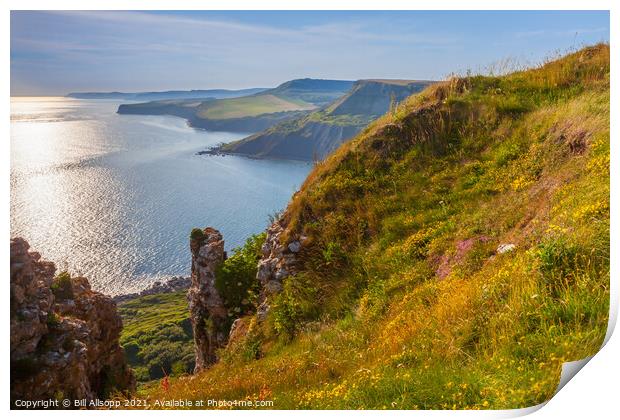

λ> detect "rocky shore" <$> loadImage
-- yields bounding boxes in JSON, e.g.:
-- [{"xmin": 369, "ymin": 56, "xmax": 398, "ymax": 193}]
[{"xmin": 113, "ymin": 276, "xmax": 191, "ymax": 304}]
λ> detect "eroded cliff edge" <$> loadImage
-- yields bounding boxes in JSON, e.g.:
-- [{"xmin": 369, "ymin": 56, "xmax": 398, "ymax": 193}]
[{"xmin": 10, "ymin": 238, "xmax": 135, "ymax": 406}]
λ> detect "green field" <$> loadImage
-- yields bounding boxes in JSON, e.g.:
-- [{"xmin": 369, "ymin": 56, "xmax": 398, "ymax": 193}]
[
  {"xmin": 118, "ymin": 291, "xmax": 194, "ymax": 382},
  {"xmin": 196, "ymin": 94, "xmax": 315, "ymax": 120}
]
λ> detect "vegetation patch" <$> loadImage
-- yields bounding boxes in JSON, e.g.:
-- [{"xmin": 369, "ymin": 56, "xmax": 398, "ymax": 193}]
[
  {"xmin": 118, "ymin": 291, "xmax": 194, "ymax": 382},
  {"xmin": 196, "ymin": 94, "xmax": 315, "ymax": 120},
  {"xmin": 215, "ymin": 233, "xmax": 266, "ymax": 317},
  {"xmin": 51, "ymin": 271, "xmax": 74, "ymax": 300}
]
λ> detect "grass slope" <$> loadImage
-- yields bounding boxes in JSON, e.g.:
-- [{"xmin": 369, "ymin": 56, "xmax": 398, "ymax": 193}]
[
  {"xmin": 196, "ymin": 94, "xmax": 315, "ymax": 120},
  {"xmin": 118, "ymin": 291, "xmax": 194, "ymax": 382},
  {"xmin": 137, "ymin": 45, "xmax": 609, "ymax": 409}
]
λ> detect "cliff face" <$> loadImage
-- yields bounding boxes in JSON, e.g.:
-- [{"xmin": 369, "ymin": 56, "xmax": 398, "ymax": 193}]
[
  {"xmin": 219, "ymin": 79, "xmax": 433, "ymax": 161},
  {"xmin": 10, "ymin": 238, "xmax": 135, "ymax": 405},
  {"xmin": 219, "ymin": 120, "xmax": 362, "ymax": 161},
  {"xmin": 187, "ymin": 228, "xmax": 228, "ymax": 371},
  {"xmin": 255, "ymin": 219, "xmax": 304, "ymax": 320},
  {"xmin": 326, "ymin": 80, "xmax": 432, "ymax": 116}
]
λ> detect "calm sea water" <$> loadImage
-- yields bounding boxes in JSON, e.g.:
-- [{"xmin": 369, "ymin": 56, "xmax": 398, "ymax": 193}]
[{"xmin": 10, "ymin": 97, "xmax": 311, "ymax": 295}]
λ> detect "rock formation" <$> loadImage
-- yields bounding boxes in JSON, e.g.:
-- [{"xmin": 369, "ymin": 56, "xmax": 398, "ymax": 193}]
[
  {"xmin": 10, "ymin": 238, "xmax": 134, "ymax": 406},
  {"xmin": 187, "ymin": 227, "xmax": 228, "ymax": 371},
  {"xmin": 255, "ymin": 218, "xmax": 304, "ymax": 320}
]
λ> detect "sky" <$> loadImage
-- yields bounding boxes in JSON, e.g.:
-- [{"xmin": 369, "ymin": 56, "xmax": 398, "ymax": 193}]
[{"xmin": 10, "ymin": 10, "xmax": 610, "ymax": 96}]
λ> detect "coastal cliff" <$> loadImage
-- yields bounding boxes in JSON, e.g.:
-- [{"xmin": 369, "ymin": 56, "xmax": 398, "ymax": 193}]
[
  {"xmin": 15, "ymin": 45, "xmax": 608, "ymax": 410},
  {"xmin": 10, "ymin": 238, "xmax": 135, "ymax": 406},
  {"xmin": 217, "ymin": 79, "xmax": 432, "ymax": 161},
  {"xmin": 117, "ymin": 78, "xmax": 354, "ymax": 134}
]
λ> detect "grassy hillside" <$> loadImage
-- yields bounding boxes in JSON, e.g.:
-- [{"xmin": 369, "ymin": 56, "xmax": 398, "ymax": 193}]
[
  {"xmin": 195, "ymin": 94, "xmax": 315, "ymax": 120},
  {"xmin": 118, "ymin": 291, "xmax": 194, "ymax": 382},
  {"xmin": 137, "ymin": 45, "xmax": 609, "ymax": 409}
]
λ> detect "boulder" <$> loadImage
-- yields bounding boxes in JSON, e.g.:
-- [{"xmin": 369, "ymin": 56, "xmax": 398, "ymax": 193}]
[{"xmin": 497, "ymin": 243, "xmax": 516, "ymax": 254}]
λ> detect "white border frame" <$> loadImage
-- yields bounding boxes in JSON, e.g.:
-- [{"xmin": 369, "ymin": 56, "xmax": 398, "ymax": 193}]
[{"xmin": 2, "ymin": 2, "xmax": 617, "ymax": 419}]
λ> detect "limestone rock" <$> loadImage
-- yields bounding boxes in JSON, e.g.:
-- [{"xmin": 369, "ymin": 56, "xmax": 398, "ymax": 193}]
[
  {"xmin": 254, "ymin": 217, "xmax": 302, "ymax": 318},
  {"xmin": 187, "ymin": 227, "xmax": 228, "ymax": 372},
  {"xmin": 288, "ymin": 241, "xmax": 301, "ymax": 253},
  {"xmin": 497, "ymin": 243, "xmax": 516, "ymax": 254},
  {"xmin": 10, "ymin": 238, "xmax": 135, "ymax": 406}
]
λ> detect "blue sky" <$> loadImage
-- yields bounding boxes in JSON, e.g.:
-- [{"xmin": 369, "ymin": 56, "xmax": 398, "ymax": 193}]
[{"xmin": 10, "ymin": 10, "xmax": 610, "ymax": 96}]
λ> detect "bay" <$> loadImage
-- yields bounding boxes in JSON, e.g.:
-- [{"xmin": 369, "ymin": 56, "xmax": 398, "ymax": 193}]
[{"xmin": 10, "ymin": 97, "xmax": 311, "ymax": 295}]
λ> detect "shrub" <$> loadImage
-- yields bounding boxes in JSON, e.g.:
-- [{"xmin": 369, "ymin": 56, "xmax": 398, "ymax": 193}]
[
  {"xmin": 320, "ymin": 241, "xmax": 348, "ymax": 270},
  {"xmin": 123, "ymin": 341, "xmax": 140, "ymax": 364},
  {"xmin": 215, "ymin": 233, "xmax": 266, "ymax": 315},
  {"xmin": 535, "ymin": 237, "xmax": 580, "ymax": 295},
  {"xmin": 46, "ymin": 312, "xmax": 60, "ymax": 328},
  {"xmin": 133, "ymin": 367, "xmax": 150, "ymax": 383},
  {"xmin": 271, "ymin": 274, "xmax": 319, "ymax": 339},
  {"xmin": 51, "ymin": 271, "xmax": 74, "ymax": 300},
  {"xmin": 190, "ymin": 228, "xmax": 205, "ymax": 241},
  {"xmin": 171, "ymin": 360, "xmax": 188, "ymax": 376}
]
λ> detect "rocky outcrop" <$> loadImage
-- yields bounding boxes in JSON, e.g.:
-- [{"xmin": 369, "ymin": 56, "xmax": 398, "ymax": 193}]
[
  {"xmin": 255, "ymin": 218, "xmax": 304, "ymax": 320},
  {"xmin": 10, "ymin": 238, "xmax": 134, "ymax": 406},
  {"xmin": 187, "ymin": 228, "xmax": 228, "ymax": 372},
  {"xmin": 113, "ymin": 276, "xmax": 191, "ymax": 304}
]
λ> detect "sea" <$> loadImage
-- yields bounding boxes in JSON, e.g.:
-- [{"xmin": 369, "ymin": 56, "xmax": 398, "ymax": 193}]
[{"xmin": 10, "ymin": 97, "xmax": 311, "ymax": 295}]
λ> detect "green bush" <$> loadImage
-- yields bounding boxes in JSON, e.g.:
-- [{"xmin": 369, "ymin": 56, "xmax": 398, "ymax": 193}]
[
  {"xmin": 535, "ymin": 238, "xmax": 580, "ymax": 295},
  {"xmin": 122, "ymin": 341, "xmax": 140, "ymax": 364},
  {"xmin": 46, "ymin": 312, "xmax": 60, "ymax": 328},
  {"xmin": 51, "ymin": 271, "xmax": 74, "ymax": 300},
  {"xmin": 190, "ymin": 228, "xmax": 205, "ymax": 241},
  {"xmin": 133, "ymin": 367, "xmax": 150, "ymax": 383},
  {"xmin": 271, "ymin": 274, "xmax": 319, "ymax": 339},
  {"xmin": 215, "ymin": 233, "xmax": 266, "ymax": 315}
]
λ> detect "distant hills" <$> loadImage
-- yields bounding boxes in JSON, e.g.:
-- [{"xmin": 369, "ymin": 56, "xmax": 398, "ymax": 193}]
[
  {"xmin": 264, "ymin": 78, "xmax": 354, "ymax": 107},
  {"xmin": 116, "ymin": 78, "xmax": 354, "ymax": 132},
  {"xmin": 66, "ymin": 88, "xmax": 268, "ymax": 101},
  {"xmin": 217, "ymin": 79, "xmax": 433, "ymax": 160}
]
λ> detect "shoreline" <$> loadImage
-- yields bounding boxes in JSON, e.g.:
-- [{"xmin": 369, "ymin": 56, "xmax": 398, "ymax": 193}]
[{"xmin": 113, "ymin": 276, "xmax": 191, "ymax": 304}]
